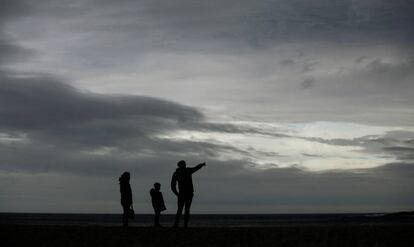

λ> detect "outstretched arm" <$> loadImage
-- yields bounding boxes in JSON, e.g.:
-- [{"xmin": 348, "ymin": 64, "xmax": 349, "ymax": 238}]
[
  {"xmin": 189, "ymin": 162, "xmax": 206, "ymax": 174},
  {"xmin": 171, "ymin": 173, "xmax": 179, "ymax": 196}
]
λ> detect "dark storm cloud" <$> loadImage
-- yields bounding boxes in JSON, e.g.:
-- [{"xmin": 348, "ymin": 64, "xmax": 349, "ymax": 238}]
[
  {"xmin": 0, "ymin": 73, "xmax": 222, "ymax": 175},
  {"xmin": 5, "ymin": 0, "xmax": 412, "ymax": 126},
  {"xmin": 2, "ymin": 70, "xmax": 413, "ymax": 176},
  {"xmin": 0, "ymin": 71, "xmax": 261, "ymax": 176},
  {"xmin": 0, "ymin": 70, "xmax": 287, "ymax": 162},
  {"xmin": 384, "ymin": 147, "xmax": 414, "ymax": 160},
  {"xmin": 380, "ymin": 131, "xmax": 414, "ymax": 160},
  {"xmin": 1, "ymin": 83, "xmax": 412, "ymax": 212},
  {"xmin": 1, "ymin": 0, "xmax": 413, "ymax": 213},
  {"xmin": 1, "ymin": 0, "xmax": 413, "ymax": 155},
  {"xmin": 0, "ymin": 7, "xmax": 218, "ymax": 176},
  {"xmin": 188, "ymin": 122, "xmax": 291, "ymax": 139},
  {"xmin": 0, "ymin": 74, "xmax": 202, "ymax": 130}
]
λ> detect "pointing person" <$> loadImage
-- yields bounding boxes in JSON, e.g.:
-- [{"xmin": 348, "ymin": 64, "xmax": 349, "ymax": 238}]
[{"xmin": 171, "ymin": 160, "xmax": 206, "ymax": 228}]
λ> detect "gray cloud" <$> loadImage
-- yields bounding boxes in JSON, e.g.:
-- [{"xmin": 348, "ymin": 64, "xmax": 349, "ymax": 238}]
[
  {"xmin": 1, "ymin": 0, "xmax": 413, "ymax": 213},
  {"xmin": 4, "ymin": 0, "xmax": 413, "ymax": 125},
  {"xmin": 0, "ymin": 0, "xmax": 32, "ymax": 65},
  {"xmin": 0, "ymin": 74, "xmax": 202, "ymax": 130},
  {"xmin": 0, "ymin": 69, "xmax": 270, "ymax": 177},
  {"xmin": 1, "ymin": 68, "xmax": 412, "ymax": 212},
  {"xmin": 303, "ymin": 130, "xmax": 414, "ymax": 164},
  {"xmin": 300, "ymin": 77, "xmax": 315, "ymax": 89},
  {"xmin": 199, "ymin": 161, "xmax": 414, "ymax": 209},
  {"xmin": 11, "ymin": 0, "xmax": 413, "ymax": 58},
  {"xmin": 0, "ymin": 0, "xmax": 28, "ymax": 22},
  {"xmin": 0, "ymin": 40, "xmax": 32, "ymax": 65},
  {"xmin": 355, "ymin": 56, "xmax": 367, "ymax": 63},
  {"xmin": 266, "ymin": 56, "xmax": 414, "ymax": 125},
  {"xmin": 0, "ymin": 73, "xmax": 214, "ymax": 174},
  {"xmin": 2, "ymin": 159, "xmax": 413, "ymax": 213}
]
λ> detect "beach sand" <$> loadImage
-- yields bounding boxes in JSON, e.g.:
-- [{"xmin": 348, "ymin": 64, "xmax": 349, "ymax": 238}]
[{"xmin": 2, "ymin": 224, "xmax": 414, "ymax": 247}]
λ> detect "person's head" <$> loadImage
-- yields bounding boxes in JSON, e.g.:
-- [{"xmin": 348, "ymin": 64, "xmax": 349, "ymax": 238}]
[
  {"xmin": 119, "ymin": 171, "xmax": 130, "ymax": 182},
  {"xmin": 177, "ymin": 160, "xmax": 186, "ymax": 168},
  {"xmin": 154, "ymin": 182, "xmax": 161, "ymax": 191}
]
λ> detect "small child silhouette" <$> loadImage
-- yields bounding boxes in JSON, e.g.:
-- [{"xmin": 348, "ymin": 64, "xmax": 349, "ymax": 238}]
[{"xmin": 150, "ymin": 182, "xmax": 166, "ymax": 227}]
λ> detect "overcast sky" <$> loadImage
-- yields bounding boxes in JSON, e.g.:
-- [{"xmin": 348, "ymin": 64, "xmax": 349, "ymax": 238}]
[{"xmin": 1, "ymin": 0, "xmax": 413, "ymax": 214}]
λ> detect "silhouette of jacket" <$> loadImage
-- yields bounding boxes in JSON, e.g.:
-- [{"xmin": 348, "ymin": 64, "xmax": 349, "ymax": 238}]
[
  {"xmin": 120, "ymin": 179, "xmax": 132, "ymax": 205},
  {"xmin": 150, "ymin": 189, "xmax": 166, "ymax": 212},
  {"xmin": 171, "ymin": 164, "xmax": 204, "ymax": 196}
]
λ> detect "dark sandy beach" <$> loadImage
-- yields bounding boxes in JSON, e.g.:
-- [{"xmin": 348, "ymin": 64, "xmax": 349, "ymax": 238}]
[{"xmin": 2, "ymin": 224, "xmax": 414, "ymax": 247}]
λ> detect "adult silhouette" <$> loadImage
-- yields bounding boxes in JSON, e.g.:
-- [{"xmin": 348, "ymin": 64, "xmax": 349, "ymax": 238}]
[
  {"xmin": 171, "ymin": 160, "xmax": 206, "ymax": 228},
  {"xmin": 119, "ymin": 171, "xmax": 133, "ymax": 228}
]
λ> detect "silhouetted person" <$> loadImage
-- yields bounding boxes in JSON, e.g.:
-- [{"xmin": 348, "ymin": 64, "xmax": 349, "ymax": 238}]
[
  {"xmin": 150, "ymin": 182, "xmax": 166, "ymax": 227},
  {"xmin": 119, "ymin": 171, "xmax": 133, "ymax": 228},
  {"xmin": 171, "ymin": 160, "xmax": 206, "ymax": 228}
]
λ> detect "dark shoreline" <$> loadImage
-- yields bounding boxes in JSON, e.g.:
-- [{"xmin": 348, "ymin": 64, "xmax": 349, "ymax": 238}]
[
  {"xmin": 2, "ymin": 212, "xmax": 413, "ymax": 227},
  {"xmin": 2, "ymin": 224, "xmax": 414, "ymax": 247}
]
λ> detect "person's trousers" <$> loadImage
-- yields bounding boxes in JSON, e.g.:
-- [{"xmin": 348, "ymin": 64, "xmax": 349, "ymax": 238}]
[
  {"xmin": 121, "ymin": 203, "xmax": 130, "ymax": 228},
  {"xmin": 174, "ymin": 193, "xmax": 193, "ymax": 227},
  {"xmin": 154, "ymin": 210, "xmax": 161, "ymax": 226}
]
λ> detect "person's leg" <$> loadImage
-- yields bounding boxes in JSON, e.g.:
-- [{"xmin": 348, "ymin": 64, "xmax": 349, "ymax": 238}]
[
  {"xmin": 122, "ymin": 203, "xmax": 128, "ymax": 228},
  {"xmin": 174, "ymin": 196, "xmax": 185, "ymax": 227},
  {"xmin": 154, "ymin": 210, "xmax": 160, "ymax": 227},
  {"xmin": 183, "ymin": 194, "xmax": 193, "ymax": 228}
]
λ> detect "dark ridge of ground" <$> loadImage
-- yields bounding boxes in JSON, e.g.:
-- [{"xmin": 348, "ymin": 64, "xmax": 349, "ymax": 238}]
[
  {"xmin": 385, "ymin": 211, "xmax": 414, "ymax": 217},
  {"xmin": 2, "ymin": 224, "xmax": 414, "ymax": 247}
]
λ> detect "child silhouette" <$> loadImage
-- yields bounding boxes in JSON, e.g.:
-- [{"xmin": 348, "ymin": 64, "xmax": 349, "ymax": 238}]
[{"xmin": 150, "ymin": 182, "xmax": 166, "ymax": 227}]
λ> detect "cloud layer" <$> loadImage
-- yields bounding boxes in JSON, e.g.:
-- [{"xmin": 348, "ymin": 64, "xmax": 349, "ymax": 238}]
[{"xmin": 0, "ymin": 0, "xmax": 413, "ymax": 213}]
